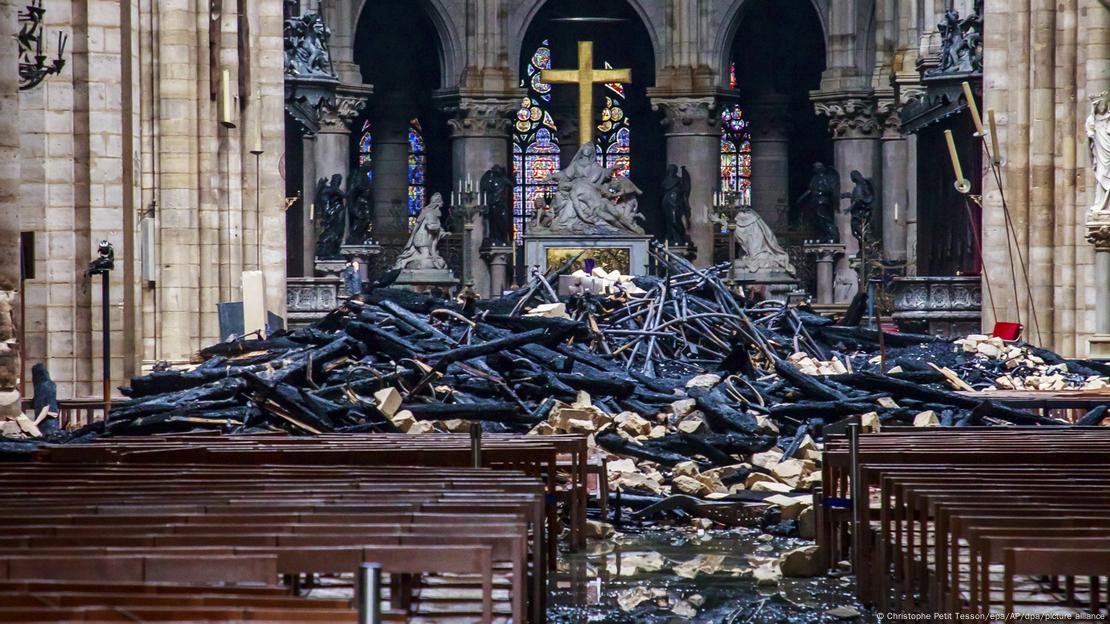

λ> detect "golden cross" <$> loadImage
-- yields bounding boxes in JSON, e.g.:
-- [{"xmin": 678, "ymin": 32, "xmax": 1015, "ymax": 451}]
[{"xmin": 541, "ymin": 41, "xmax": 632, "ymax": 146}]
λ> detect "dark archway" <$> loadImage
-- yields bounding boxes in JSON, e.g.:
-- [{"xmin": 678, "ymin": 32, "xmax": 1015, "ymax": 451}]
[
  {"xmin": 352, "ymin": 1, "xmax": 450, "ymax": 251},
  {"xmin": 726, "ymin": 0, "xmax": 830, "ymax": 279},
  {"xmin": 517, "ymin": 0, "xmax": 665, "ymax": 240}
]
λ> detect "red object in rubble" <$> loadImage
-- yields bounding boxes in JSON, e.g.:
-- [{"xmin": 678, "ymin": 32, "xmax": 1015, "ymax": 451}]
[{"xmin": 992, "ymin": 322, "xmax": 1023, "ymax": 341}]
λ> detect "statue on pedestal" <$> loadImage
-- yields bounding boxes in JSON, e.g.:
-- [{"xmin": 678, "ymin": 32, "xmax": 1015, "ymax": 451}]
[
  {"xmin": 314, "ymin": 174, "xmax": 345, "ymax": 258},
  {"xmin": 734, "ymin": 205, "xmax": 796, "ymax": 276},
  {"xmin": 798, "ymin": 162, "xmax": 841, "ymax": 243},
  {"xmin": 925, "ymin": 0, "xmax": 983, "ymax": 76},
  {"xmin": 661, "ymin": 165, "xmax": 692, "ymax": 246},
  {"xmin": 538, "ymin": 143, "xmax": 645, "ymax": 235},
  {"xmin": 1088, "ymin": 91, "xmax": 1110, "ymax": 214},
  {"xmin": 480, "ymin": 165, "xmax": 514, "ymax": 246},
  {"xmin": 842, "ymin": 170, "xmax": 876, "ymax": 247},
  {"xmin": 345, "ymin": 163, "xmax": 374, "ymax": 245},
  {"xmin": 394, "ymin": 193, "xmax": 447, "ymax": 271}
]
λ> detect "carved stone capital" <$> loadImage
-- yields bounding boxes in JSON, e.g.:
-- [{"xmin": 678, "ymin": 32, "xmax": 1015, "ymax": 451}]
[
  {"xmin": 875, "ymin": 99, "xmax": 905, "ymax": 139},
  {"xmin": 317, "ymin": 93, "xmax": 367, "ymax": 133},
  {"xmin": 812, "ymin": 93, "xmax": 881, "ymax": 139},
  {"xmin": 1087, "ymin": 218, "xmax": 1110, "ymax": 249},
  {"xmin": 443, "ymin": 98, "xmax": 517, "ymax": 138},
  {"xmin": 652, "ymin": 97, "xmax": 721, "ymax": 136}
]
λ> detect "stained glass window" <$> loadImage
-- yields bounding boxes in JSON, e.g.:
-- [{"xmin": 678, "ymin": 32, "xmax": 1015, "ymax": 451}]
[
  {"xmin": 407, "ymin": 119, "xmax": 426, "ymax": 230},
  {"xmin": 596, "ymin": 81, "xmax": 630, "ymax": 178},
  {"xmin": 720, "ymin": 104, "xmax": 752, "ymax": 206},
  {"xmin": 358, "ymin": 119, "xmax": 373, "ymax": 183},
  {"xmin": 512, "ymin": 40, "xmax": 560, "ymax": 244}
]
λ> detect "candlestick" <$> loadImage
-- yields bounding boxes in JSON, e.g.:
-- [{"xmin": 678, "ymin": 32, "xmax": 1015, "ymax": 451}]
[
  {"xmin": 961, "ymin": 81, "xmax": 984, "ymax": 136},
  {"xmin": 988, "ymin": 109, "xmax": 1002, "ymax": 167},
  {"xmin": 944, "ymin": 129, "xmax": 962, "ymax": 180}
]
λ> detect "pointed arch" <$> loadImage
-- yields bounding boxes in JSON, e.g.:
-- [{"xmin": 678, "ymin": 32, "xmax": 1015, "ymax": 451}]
[
  {"xmin": 713, "ymin": 0, "xmax": 829, "ymax": 89},
  {"xmin": 351, "ymin": 0, "xmax": 460, "ymax": 87}
]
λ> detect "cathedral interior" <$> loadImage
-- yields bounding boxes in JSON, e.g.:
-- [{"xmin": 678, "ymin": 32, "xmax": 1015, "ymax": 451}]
[{"xmin": 1, "ymin": 0, "xmax": 1109, "ymax": 621}]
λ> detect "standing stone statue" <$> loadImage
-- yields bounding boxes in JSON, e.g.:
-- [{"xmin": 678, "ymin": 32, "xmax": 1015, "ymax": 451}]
[
  {"xmin": 660, "ymin": 165, "xmax": 692, "ymax": 246},
  {"xmin": 842, "ymin": 170, "xmax": 876, "ymax": 247},
  {"xmin": 1088, "ymin": 91, "xmax": 1110, "ymax": 214},
  {"xmin": 345, "ymin": 163, "xmax": 374, "ymax": 245},
  {"xmin": 480, "ymin": 165, "xmax": 514, "ymax": 246},
  {"xmin": 798, "ymin": 162, "xmax": 841, "ymax": 243},
  {"xmin": 394, "ymin": 193, "xmax": 448, "ymax": 271},
  {"xmin": 314, "ymin": 174, "xmax": 346, "ymax": 258}
]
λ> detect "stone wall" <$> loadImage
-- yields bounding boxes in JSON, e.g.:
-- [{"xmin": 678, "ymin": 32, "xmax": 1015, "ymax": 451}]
[
  {"xmin": 0, "ymin": 0, "xmax": 21, "ymax": 417},
  {"xmin": 12, "ymin": 0, "xmax": 286, "ymax": 399},
  {"xmin": 982, "ymin": 0, "xmax": 1109, "ymax": 356}
]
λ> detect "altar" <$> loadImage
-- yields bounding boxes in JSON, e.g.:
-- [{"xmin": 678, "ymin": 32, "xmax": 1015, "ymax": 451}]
[{"xmin": 523, "ymin": 234, "xmax": 652, "ymax": 275}]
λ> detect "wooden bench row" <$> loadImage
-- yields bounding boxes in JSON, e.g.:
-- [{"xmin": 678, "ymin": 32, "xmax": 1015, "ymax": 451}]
[
  {"xmin": 37, "ymin": 431, "xmax": 591, "ymax": 551},
  {"xmin": 2, "ymin": 455, "xmax": 563, "ymax": 623},
  {"xmin": 819, "ymin": 427, "xmax": 1110, "ymax": 617},
  {"xmin": 8, "ymin": 433, "xmax": 590, "ymax": 621}
]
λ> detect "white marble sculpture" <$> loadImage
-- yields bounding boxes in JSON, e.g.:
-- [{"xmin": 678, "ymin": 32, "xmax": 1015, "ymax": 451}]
[
  {"xmin": 733, "ymin": 205, "xmax": 796, "ymax": 276},
  {"xmin": 1088, "ymin": 91, "xmax": 1110, "ymax": 214},
  {"xmin": 536, "ymin": 143, "xmax": 645, "ymax": 235},
  {"xmin": 394, "ymin": 192, "xmax": 447, "ymax": 270}
]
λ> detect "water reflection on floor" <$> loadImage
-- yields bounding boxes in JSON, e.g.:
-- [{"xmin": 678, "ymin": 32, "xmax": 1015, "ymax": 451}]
[{"xmin": 548, "ymin": 527, "xmax": 876, "ymax": 623}]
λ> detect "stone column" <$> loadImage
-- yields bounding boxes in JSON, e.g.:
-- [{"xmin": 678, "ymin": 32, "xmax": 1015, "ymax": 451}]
[
  {"xmin": 813, "ymin": 91, "xmax": 883, "ymax": 303},
  {"xmin": 444, "ymin": 97, "xmax": 516, "ymax": 297},
  {"xmin": 371, "ymin": 95, "xmax": 413, "ymax": 249},
  {"xmin": 877, "ymin": 99, "xmax": 909, "ymax": 264},
  {"xmin": 300, "ymin": 133, "xmax": 317, "ymax": 275},
  {"xmin": 1086, "ymin": 223, "xmax": 1110, "ymax": 358},
  {"xmin": 744, "ymin": 95, "xmax": 792, "ymax": 228},
  {"xmin": 0, "ymin": 0, "xmax": 20, "ymax": 420},
  {"xmin": 653, "ymin": 97, "xmax": 722, "ymax": 265},
  {"xmin": 314, "ymin": 93, "xmax": 367, "ymax": 193},
  {"xmin": 483, "ymin": 246, "xmax": 514, "ymax": 297}
]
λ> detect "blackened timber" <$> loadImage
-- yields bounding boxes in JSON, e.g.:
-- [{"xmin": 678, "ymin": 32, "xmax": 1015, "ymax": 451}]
[
  {"xmin": 429, "ymin": 329, "xmax": 550, "ymax": 368},
  {"xmin": 769, "ymin": 401, "xmax": 878, "ymax": 419},
  {"xmin": 402, "ymin": 401, "xmax": 521, "ymax": 423},
  {"xmin": 344, "ymin": 321, "xmax": 421, "ymax": 359},
  {"xmin": 831, "ymin": 372, "xmax": 1059, "ymax": 425},
  {"xmin": 772, "ymin": 356, "xmax": 850, "ymax": 402}
]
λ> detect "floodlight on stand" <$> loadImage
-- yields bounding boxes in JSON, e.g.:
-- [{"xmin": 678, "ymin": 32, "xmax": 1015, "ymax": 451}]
[{"xmin": 945, "ymin": 129, "xmax": 972, "ymax": 194}]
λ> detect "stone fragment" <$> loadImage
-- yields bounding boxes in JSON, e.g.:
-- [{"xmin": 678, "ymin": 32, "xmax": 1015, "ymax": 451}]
[
  {"xmin": 390, "ymin": 409, "xmax": 416, "ymax": 432},
  {"xmin": 913, "ymin": 410, "xmax": 940, "ymax": 427},
  {"xmin": 373, "ymin": 387, "xmax": 402, "ymax": 417},
  {"xmin": 586, "ymin": 519, "xmax": 614, "ymax": 539},
  {"xmin": 753, "ymin": 562, "xmax": 781, "ymax": 586},
  {"xmin": 826, "ymin": 606, "xmax": 862, "ymax": 619},
  {"xmin": 673, "ymin": 460, "xmax": 701, "ymax": 478},
  {"xmin": 764, "ymin": 494, "xmax": 811, "ymax": 520},
  {"xmin": 797, "ymin": 505, "xmax": 816, "ymax": 539},
  {"xmin": 677, "ymin": 415, "xmax": 705, "ymax": 434},
  {"xmin": 672, "ymin": 474, "xmax": 708, "ymax": 496},
  {"xmin": 526, "ymin": 302, "xmax": 569, "ymax": 318},
  {"xmin": 780, "ymin": 544, "xmax": 823, "ymax": 577},
  {"xmin": 685, "ymin": 373, "xmax": 721, "ymax": 389},
  {"xmin": 751, "ymin": 480, "xmax": 794, "ymax": 494}
]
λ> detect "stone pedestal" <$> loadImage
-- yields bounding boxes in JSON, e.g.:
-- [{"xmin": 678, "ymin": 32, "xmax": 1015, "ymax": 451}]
[
  {"xmin": 804, "ymin": 242, "xmax": 846, "ymax": 305},
  {"xmin": 733, "ymin": 268, "xmax": 799, "ymax": 303},
  {"xmin": 890, "ymin": 276, "xmax": 982, "ymax": 337},
  {"xmin": 314, "ymin": 243, "xmax": 382, "ymax": 280},
  {"xmin": 651, "ymin": 95, "xmax": 724, "ymax": 266},
  {"xmin": 482, "ymin": 245, "xmax": 514, "ymax": 298},
  {"xmin": 523, "ymin": 235, "xmax": 652, "ymax": 276},
  {"xmin": 393, "ymin": 269, "xmax": 459, "ymax": 294}
]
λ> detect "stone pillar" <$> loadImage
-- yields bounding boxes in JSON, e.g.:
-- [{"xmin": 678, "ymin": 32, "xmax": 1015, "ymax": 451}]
[
  {"xmin": 301, "ymin": 133, "xmax": 317, "ymax": 275},
  {"xmin": 371, "ymin": 95, "xmax": 413, "ymax": 249},
  {"xmin": 314, "ymin": 93, "xmax": 367, "ymax": 192},
  {"xmin": 1086, "ymin": 224, "xmax": 1110, "ymax": 358},
  {"xmin": 444, "ymin": 98, "xmax": 516, "ymax": 297},
  {"xmin": 653, "ymin": 97, "xmax": 722, "ymax": 265},
  {"xmin": 877, "ymin": 99, "xmax": 909, "ymax": 264},
  {"xmin": 745, "ymin": 95, "xmax": 792, "ymax": 228},
  {"xmin": 483, "ymin": 246, "xmax": 514, "ymax": 298},
  {"xmin": 813, "ymin": 92, "xmax": 883, "ymax": 303},
  {"xmin": 0, "ymin": 0, "xmax": 20, "ymax": 420}
]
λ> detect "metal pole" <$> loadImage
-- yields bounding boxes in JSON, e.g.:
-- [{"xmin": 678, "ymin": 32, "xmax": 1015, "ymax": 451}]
[
  {"xmin": 727, "ymin": 219, "xmax": 737, "ymax": 290},
  {"xmin": 356, "ymin": 563, "xmax": 382, "ymax": 624},
  {"xmin": 848, "ymin": 423, "xmax": 862, "ymax": 577},
  {"xmin": 469, "ymin": 421, "xmax": 482, "ymax": 468},
  {"xmin": 101, "ymin": 273, "xmax": 111, "ymax": 417}
]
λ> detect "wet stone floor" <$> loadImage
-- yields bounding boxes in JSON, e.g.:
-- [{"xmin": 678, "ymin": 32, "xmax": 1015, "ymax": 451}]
[{"xmin": 548, "ymin": 528, "xmax": 876, "ymax": 623}]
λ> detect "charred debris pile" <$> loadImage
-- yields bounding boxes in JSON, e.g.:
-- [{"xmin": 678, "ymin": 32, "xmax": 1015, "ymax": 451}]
[{"xmin": 30, "ymin": 247, "xmax": 1108, "ymax": 513}]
